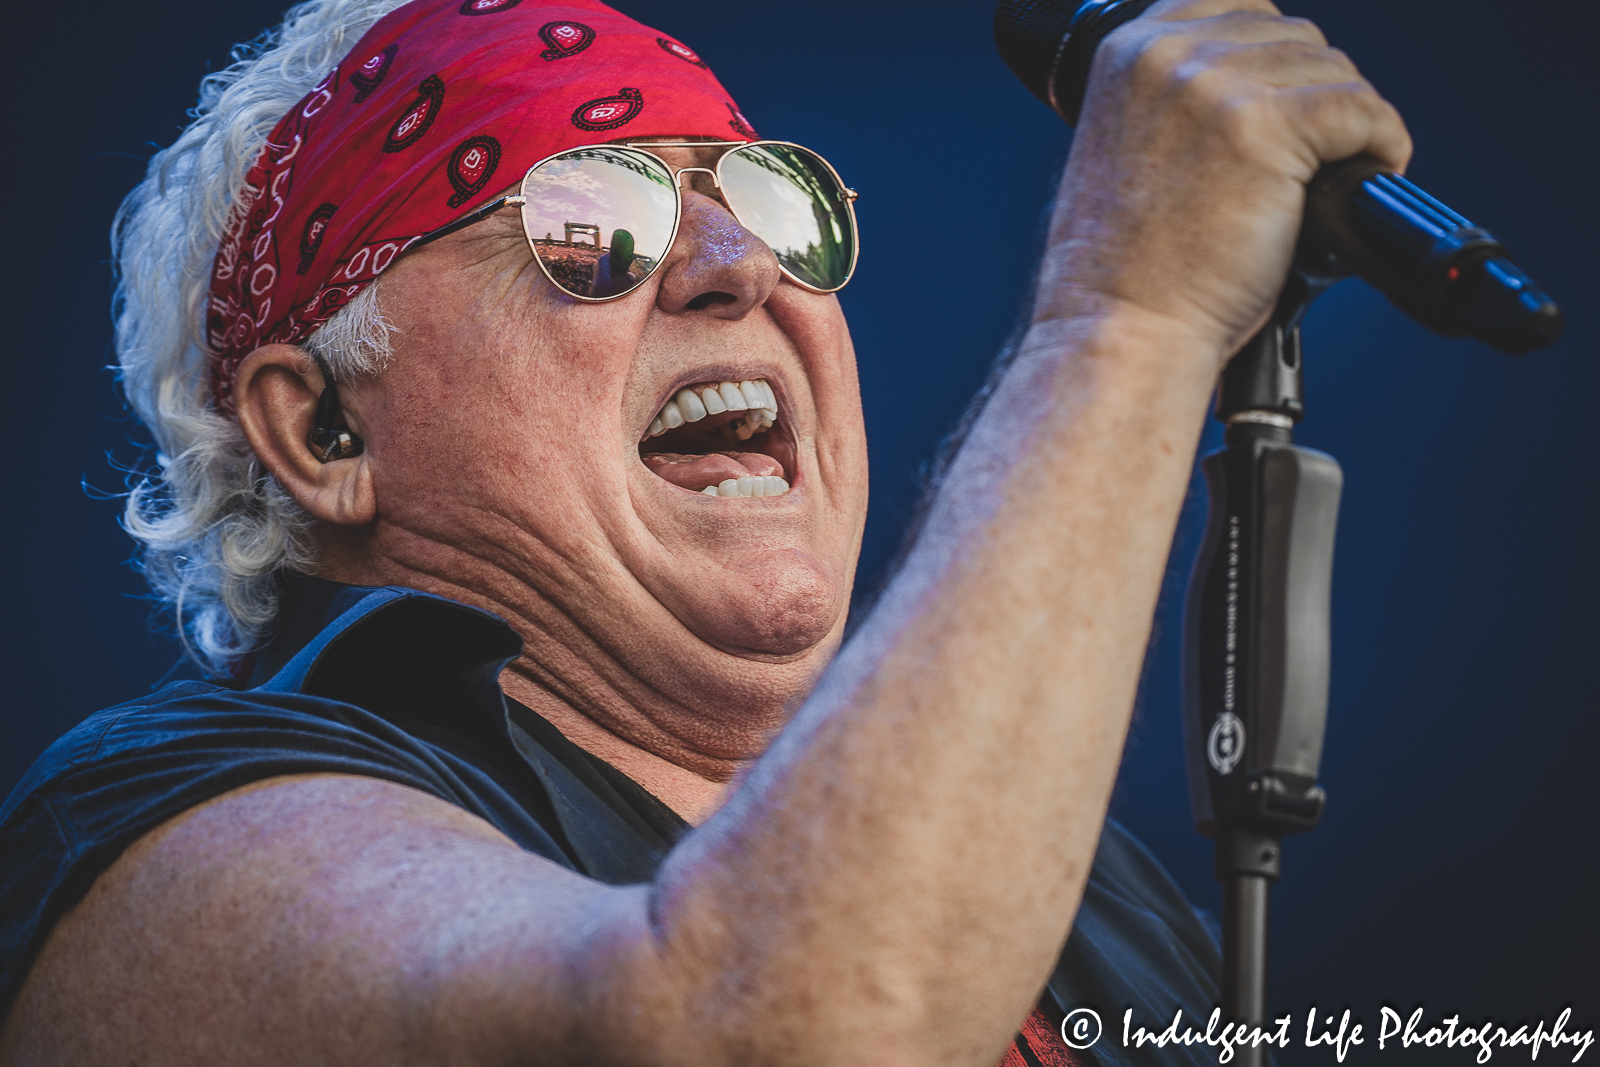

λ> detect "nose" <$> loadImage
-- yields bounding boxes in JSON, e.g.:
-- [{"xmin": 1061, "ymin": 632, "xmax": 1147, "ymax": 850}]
[{"xmin": 653, "ymin": 189, "xmax": 781, "ymax": 319}]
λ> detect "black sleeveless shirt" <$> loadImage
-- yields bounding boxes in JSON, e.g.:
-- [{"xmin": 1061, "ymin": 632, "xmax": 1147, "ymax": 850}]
[{"xmin": 0, "ymin": 578, "xmax": 1221, "ymax": 1065}]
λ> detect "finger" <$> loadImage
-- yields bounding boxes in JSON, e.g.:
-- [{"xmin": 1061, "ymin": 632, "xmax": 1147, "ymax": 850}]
[
  {"xmin": 1120, "ymin": 16, "xmax": 1341, "ymax": 97},
  {"xmin": 1153, "ymin": 9, "xmax": 1328, "ymax": 48},
  {"xmin": 1185, "ymin": 39, "xmax": 1361, "ymax": 88},
  {"xmin": 1147, "ymin": 0, "xmax": 1284, "ymax": 22},
  {"xmin": 1122, "ymin": 16, "xmax": 1328, "ymax": 91},
  {"xmin": 1275, "ymin": 81, "xmax": 1413, "ymax": 173}
]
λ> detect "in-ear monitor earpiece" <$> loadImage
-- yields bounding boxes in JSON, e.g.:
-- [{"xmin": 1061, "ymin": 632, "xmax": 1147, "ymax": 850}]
[{"xmin": 305, "ymin": 354, "xmax": 365, "ymax": 463}]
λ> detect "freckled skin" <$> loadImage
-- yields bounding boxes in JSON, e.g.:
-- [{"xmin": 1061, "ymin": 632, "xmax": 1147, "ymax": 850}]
[{"xmin": 693, "ymin": 205, "xmax": 762, "ymax": 275}]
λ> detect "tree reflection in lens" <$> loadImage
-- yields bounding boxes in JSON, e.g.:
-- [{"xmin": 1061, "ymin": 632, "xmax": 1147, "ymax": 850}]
[
  {"xmin": 720, "ymin": 144, "xmax": 855, "ymax": 292},
  {"xmin": 521, "ymin": 148, "xmax": 676, "ymax": 298}
]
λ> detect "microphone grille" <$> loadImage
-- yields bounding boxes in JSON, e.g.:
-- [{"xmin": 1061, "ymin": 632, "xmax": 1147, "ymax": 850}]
[
  {"xmin": 993, "ymin": 0, "xmax": 1082, "ymax": 110},
  {"xmin": 993, "ymin": 0, "xmax": 1159, "ymax": 124}
]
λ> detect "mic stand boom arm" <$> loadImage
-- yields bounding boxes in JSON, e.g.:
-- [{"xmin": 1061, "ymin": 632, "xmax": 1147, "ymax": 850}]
[{"xmin": 1182, "ymin": 270, "xmax": 1342, "ymax": 1067}]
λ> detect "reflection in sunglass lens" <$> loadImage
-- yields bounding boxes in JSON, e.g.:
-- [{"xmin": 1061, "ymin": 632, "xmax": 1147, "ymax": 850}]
[
  {"xmin": 520, "ymin": 148, "xmax": 677, "ymax": 299},
  {"xmin": 720, "ymin": 144, "xmax": 856, "ymax": 292}
]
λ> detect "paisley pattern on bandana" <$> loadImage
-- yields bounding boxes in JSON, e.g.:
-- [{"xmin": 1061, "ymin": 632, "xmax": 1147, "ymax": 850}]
[
  {"xmin": 570, "ymin": 87, "xmax": 643, "ymax": 131},
  {"xmin": 459, "ymin": 0, "xmax": 524, "ymax": 14},
  {"xmin": 656, "ymin": 37, "xmax": 707, "ymax": 67},
  {"xmin": 383, "ymin": 75, "xmax": 446, "ymax": 152},
  {"xmin": 446, "ymin": 135, "xmax": 502, "ymax": 207},
  {"xmin": 539, "ymin": 20, "xmax": 595, "ymax": 59},
  {"xmin": 350, "ymin": 44, "xmax": 398, "ymax": 102},
  {"xmin": 205, "ymin": 0, "xmax": 752, "ymax": 414},
  {"xmin": 297, "ymin": 203, "xmax": 339, "ymax": 274},
  {"xmin": 726, "ymin": 102, "xmax": 756, "ymax": 139}
]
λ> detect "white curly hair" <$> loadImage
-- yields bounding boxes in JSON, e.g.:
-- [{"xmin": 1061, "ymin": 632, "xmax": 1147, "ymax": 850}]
[{"xmin": 114, "ymin": 0, "xmax": 413, "ymax": 676}]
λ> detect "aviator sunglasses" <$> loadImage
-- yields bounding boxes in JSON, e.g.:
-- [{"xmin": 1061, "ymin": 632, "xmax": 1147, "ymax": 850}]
[{"xmin": 409, "ymin": 140, "xmax": 859, "ymax": 300}]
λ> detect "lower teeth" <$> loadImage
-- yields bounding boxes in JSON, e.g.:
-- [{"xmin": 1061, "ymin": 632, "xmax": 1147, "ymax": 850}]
[{"xmin": 702, "ymin": 476, "xmax": 790, "ymax": 498}]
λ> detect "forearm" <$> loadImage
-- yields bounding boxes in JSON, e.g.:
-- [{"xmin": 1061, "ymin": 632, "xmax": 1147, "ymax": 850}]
[
  {"xmin": 617, "ymin": 15, "xmax": 1417, "ymax": 1048},
  {"xmin": 618, "ymin": 304, "xmax": 1223, "ymax": 1066}
]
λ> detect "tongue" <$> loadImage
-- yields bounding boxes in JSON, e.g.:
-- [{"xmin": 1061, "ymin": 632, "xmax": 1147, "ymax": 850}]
[{"xmin": 643, "ymin": 450, "xmax": 784, "ymax": 491}]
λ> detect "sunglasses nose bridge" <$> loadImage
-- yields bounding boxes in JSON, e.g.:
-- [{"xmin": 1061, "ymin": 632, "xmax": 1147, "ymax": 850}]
[{"xmin": 672, "ymin": 166, "xmax": 722, "ymax": 191}]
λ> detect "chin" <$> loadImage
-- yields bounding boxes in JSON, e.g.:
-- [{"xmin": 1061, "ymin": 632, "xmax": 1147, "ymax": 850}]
[{"xmin": 691, "ymin": 547, "xmax": 847, "ymax": 659}]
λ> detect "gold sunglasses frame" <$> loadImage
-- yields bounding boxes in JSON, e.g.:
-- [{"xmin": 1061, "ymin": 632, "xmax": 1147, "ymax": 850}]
[{"xmin": 407, "ymin": 140, "xmax": 860, "ymax": 302}]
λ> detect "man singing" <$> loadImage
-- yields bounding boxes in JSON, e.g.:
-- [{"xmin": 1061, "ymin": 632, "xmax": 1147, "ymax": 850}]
[{"xmin": 0, "ymin": 0, "xmax": 1409, "ymax": 1062}]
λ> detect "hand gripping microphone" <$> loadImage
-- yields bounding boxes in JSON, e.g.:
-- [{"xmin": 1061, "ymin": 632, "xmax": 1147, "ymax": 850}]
[
  {"xmin": 993, "ymin": 0, "xmax": 1564, "ymax": 354},
  {"xmin": 995, "ymin": 1, "xmax": 1563, "ymax": 1049}
]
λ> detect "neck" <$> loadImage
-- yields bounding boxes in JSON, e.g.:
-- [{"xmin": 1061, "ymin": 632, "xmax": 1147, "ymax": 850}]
[
  {"xmin": 498, "ymin": 667, "xmax": 745, "ymax": 825},
  {"xmin": 315, "ymin": 534, "xmax": 821, "ymax": 825}
]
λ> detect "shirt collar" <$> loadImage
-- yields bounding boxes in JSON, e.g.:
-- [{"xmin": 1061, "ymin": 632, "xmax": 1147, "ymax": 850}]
[
  {"xmin": 247, "ymin": 577, "xmax": 686, "ymax": 881},
  {"xmin": 252, "ymin": 577, "xmax": 523, "ymax": 722}
]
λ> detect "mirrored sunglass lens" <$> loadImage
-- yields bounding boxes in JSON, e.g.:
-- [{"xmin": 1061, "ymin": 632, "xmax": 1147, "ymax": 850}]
[
  {"xmin": 721, "ymin": 144, "xmax": 855, "ymax": 292},
  {"xmin": 521, "ymin": 148, "xmax": 677, "ymax": 299}
]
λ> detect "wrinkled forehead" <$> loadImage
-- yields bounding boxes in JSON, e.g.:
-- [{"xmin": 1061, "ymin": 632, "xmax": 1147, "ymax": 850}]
[{"xmin": 206, "ymin": 0, "xmax": 758, "ymax": 414}]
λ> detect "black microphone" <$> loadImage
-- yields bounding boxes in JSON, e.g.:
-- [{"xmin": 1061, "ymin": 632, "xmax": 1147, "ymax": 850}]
[{"xmin": 993, "ymin": 0, "xmax": 1563, "ymax": 354}]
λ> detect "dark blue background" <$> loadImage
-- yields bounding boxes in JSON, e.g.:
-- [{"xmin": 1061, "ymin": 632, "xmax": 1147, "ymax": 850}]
[{"xmin": 5, "ymin": 0, "xmax": 1596, "ymax": 1055}]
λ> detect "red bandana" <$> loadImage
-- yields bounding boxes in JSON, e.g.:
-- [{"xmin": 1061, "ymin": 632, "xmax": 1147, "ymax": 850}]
[{"xmin": 206, "ymin": 0, "xmax": 757, "ymax": 414}]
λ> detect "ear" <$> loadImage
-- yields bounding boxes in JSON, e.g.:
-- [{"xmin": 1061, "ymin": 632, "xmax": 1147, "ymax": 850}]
[{"xmin": 233, "ymin": 344, "xmax": 377, "ymax": 526}]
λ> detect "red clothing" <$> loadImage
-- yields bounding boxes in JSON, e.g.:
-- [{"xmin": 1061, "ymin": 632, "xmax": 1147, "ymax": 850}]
[
  {"xmin": 998, "ymin": 1007, "xmax": 1086, "ymax": 1067},
  {"xmin": 205, "ymin": 0, "xmax": 749, "ymax": 413}
]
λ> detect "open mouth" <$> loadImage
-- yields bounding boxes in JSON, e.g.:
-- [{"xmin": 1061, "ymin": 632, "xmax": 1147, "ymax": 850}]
[{"xmin": 639, "ymin": 378, "xmax": 793, "ymax": 498}]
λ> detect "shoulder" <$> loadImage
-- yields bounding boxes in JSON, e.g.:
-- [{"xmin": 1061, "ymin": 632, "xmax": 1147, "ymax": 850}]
[
  {"xmin": 0, "ymin": 771, "xmax": 614, "ymax": 1067},
  {"xmin": 0, "ymin": 679, "xmax": 537, "ymax": 1015},
  {"xmin": 3, "ymin": 682, "xmax": 224, "ymax": 817},
  {"xmin": 4, "ymin": 678, "xmax": 468, "ymax": 836}
]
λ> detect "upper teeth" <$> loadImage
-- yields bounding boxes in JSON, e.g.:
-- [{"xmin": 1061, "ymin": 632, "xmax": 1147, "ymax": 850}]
[{"xmin": 645, "ymin": 379, "xmax": 778, "ymax": 442}]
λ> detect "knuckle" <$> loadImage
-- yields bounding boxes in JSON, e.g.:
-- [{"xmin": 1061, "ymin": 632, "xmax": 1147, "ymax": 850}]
[
  {"xmin": 1194, "ymin": 0, "xmax": 1284, "ymax": 16},
  {"xmin": 1259, "ymin": 39, "xmax": 1330, "ymax": 67},
  {"xmin": 1347, "ymin": 79, "xmax": 1390, "ymax": 115},
  {"xmin": 1279, "ymin": 15, "xmax": 1328, "ymax": 45},
  {"xmin": 1324, "ymin": 46, "xmax": 1357, "ymax": 72},
  {"xmin": 1146, "ymin": 0, "xmax": 1230, "ymax": 19},
  {"xmin": 1095, "ymin": 22, "xmax": 1157, "ymax": 80},
  {"xmin": 1190, "ymin": 62, "xmax": 1241, "ymax": 108},
  {"xmin": 1208, "ymin": 9, "xmax": 1275, "ymax": 32},
  {"xmin": 1289, "ymin": 39, "xmax": 1359, "ymax": 78},
  {"xmin": 1293, "ymin": 83, "xmax": 1412, "ymax": 165},
  {"xmin": 1376, "ymin": 99, "xmax": 1414, "ymax": 148},
  {"xmin": 1215, "ymin": 93, "xmax": 1273, "ymax": 149},
  {"xmin": 1110, "ymin": 28, "xmax": 1194, "ymax": 93},
  {"xmin": 1133, "ymin": 30, "xmax": 1195, "ymax": 78},
  {"xmin": 1167, "ymin": 52, "xmax": 1265, "ymax": 131}
]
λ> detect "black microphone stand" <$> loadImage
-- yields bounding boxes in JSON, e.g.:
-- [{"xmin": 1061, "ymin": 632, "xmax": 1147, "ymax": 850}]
[
  {"xmin": 1182, "ymin": 268, "xmax": 1343, "ymax": 1067},
  {"xmin": 992, "ymin": 2, "xmax": 1563, "ymax": 1048}
]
